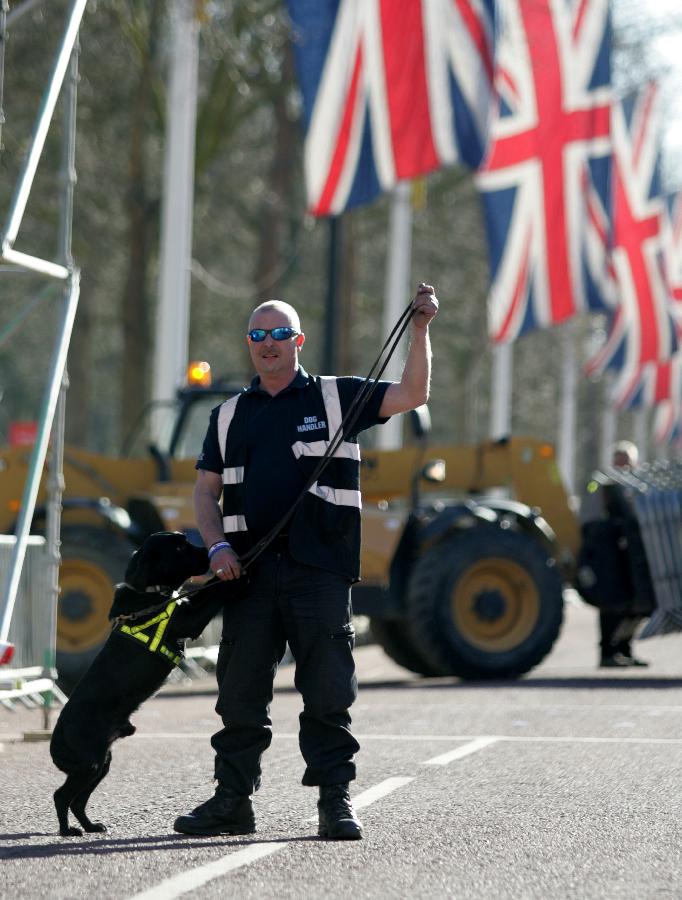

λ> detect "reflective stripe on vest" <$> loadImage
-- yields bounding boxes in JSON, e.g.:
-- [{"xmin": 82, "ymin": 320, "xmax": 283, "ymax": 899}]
[
  {"xmin": 217, "ymin": 395, "xmax": 248, "ymax": 533},
  {"xmin": 304, "ymin": 376, "xmax": 361, "ymax": 509},
  {"xmin": 308, "ymin": 483, "xmax": 361, "ymax": 507},
  {"xmin": 291, "ymin": 439, "xmax": 358, "ymax": 461},
  {"xmin": 223, "ymin": 466, "xmax": 244, "ymax": 485},
  {"xmin": 117, "ymin": 600, "xmax": 182, "ymax": 666},
  {"xmin": 223, "ymin": 514, "xmax": 247, "ymax": 532},
  {"xmin": 218, "ymin": 395, "xmax": 241, "ymax": 468}
]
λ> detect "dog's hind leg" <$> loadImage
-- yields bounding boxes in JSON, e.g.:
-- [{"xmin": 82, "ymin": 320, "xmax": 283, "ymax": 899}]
[
  {"xmin": 55, "ymin": 768, "xmax": 97, "ymax": 836},
  {"xmin": 70, "ymin": 751, "xmax": 112, "ymax": 834}
]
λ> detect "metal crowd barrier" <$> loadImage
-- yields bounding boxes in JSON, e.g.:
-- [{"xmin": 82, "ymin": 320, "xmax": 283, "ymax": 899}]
[
  {"xmin": 166, "ymin": 614, "xmax": 223, "ymax": 685},
  {"xmin": 608, "ymin": 462, "xmax": 682, "ymax": 639},
  {"xmin": 0, "ymin": 535, "xmax": 67, "ymax": 711}
]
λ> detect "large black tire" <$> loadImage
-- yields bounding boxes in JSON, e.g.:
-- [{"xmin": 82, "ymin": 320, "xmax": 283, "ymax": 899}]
[
  {"xmin": 369, "ymin": 618, "xmax": 442, "ymax": 676},
  {"xmin": 405, "ymin": 527, "xmax": 564, "ymax": 679},
  {"xmin": 57, "ymin": 525, "xmax": 136, "ymax": 691}
]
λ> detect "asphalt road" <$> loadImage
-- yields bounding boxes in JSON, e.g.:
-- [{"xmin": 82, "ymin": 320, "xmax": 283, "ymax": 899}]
[{"xmin": 2, "ymin": 595, "xmax": 682, "ymax": 900}]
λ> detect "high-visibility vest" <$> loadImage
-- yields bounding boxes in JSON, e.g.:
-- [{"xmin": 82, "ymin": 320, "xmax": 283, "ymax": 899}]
[{"xmin": 217, "ymin": 375, "xmax": 362, "ymax": 578}]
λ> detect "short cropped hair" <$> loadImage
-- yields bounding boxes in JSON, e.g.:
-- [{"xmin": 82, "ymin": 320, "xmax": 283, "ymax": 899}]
[{"xmin": 249, "ymin": 300, "xmax": 301, "ymax": 333}]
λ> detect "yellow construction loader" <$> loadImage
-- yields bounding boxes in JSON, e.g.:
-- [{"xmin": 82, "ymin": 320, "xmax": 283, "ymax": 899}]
[{"xmin": 0, "ymin": 365, "xmax": 580, "ymax": 687}]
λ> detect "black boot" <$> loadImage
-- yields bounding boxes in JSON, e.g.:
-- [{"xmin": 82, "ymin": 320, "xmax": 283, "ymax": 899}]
[
  {"xmin": 318, "ymin": 783, "xmax": 363, "ymax": 840},
  {"xmin": 173, "ymin": 784, "xmax": 256, "ymax": 836}
]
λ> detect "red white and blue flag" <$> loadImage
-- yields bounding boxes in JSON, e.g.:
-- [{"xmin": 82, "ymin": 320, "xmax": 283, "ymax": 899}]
[
  {"xmin": 653, "ymin": 352, "xmax": 682, "ymax": 444},
  {"xmin": 286, "ymin": 0, "xmax": 496, "ymax": 216},
  {"xmin": 586, "ymin": 84, "xmax": 678, "ymax": 409},
  {"xmin": 650, "ymin": 194, "xmax": 682, "ymax": 441},
  {"xmin": 654, "ymin": 390, "xmax": 682, "ymax": 446},
  {"xmin": 476, "ymin": 0, "xmax": 613, "ymax": 343}
]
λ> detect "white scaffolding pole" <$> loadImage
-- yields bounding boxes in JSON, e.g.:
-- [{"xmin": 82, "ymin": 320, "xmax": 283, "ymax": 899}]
[
  {"xmin": 558, "ymin": 322, "xmax": 577, "ymax": 495},
  {"xmin": 489, "ymin": 342, "xmax": 513, "ymax": 440},
  {"xmin": 152, "ymin": 0, "xmax": 199, "ymax": 425},
  {"xmin": 376, "ymin": 181, "xmax": 413, "ymax": 451}
]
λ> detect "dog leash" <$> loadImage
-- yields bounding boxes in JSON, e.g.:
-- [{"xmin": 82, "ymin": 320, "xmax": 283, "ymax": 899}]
[{"xmin": 109, "ymin": 583, "xmax": 177, "ymax": 627}]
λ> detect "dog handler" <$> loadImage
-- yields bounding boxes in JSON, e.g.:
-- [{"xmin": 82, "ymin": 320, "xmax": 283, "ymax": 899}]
[{"xmin": 174, "ymin": 284, "xmax": 438, "ymax": 839}]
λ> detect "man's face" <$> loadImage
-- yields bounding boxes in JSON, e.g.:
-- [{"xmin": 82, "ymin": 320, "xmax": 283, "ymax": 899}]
[{"xmin": 247, "ymin": 308, "xmax": 304, "ymax": 379}]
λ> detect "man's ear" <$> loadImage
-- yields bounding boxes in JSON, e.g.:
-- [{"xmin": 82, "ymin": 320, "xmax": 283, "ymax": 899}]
[{"xmin": 295, "ymin": 333, "xmax": 305, "ymax": 349}]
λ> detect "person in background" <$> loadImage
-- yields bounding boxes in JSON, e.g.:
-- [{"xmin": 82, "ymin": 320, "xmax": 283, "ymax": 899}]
[{"xmin": 579, "ymin": 440, "xmax": 650, "ymax": 668}]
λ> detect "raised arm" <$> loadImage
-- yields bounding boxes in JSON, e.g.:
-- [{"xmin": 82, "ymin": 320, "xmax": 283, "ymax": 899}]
[{"xmin": 379, "ymin": 283, "xmax": 438, "ymax": 417}]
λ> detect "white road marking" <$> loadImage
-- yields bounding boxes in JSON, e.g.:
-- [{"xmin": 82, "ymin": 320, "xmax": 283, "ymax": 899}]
[
  {"xmin": 344, "ymin": 776, "xmax": 415, "ymax": 812},
  {"xmin": 502, "ymin": 735, "xmax": 682, "ymax": 745},
  {"xmin": 130, "ymin": 779, "xmax": 414, "ymax": 897},
  {"xmin": 130, "ymin": 731, "xmax": 682, "ymax": 746},
  {"xmin": 129, "ymin": 843, "xmax": 283, "ymax": 900},
  {"xmin": 69, "ymin": 727, "xmax": 682, "ymax": 900},
  {"xmin": 368, "ymin": 703, "xmax": 682, "ymax": 712},
  {"xmin": 422, "ymin": 735, "xmax": 500, "ymax": 766}
]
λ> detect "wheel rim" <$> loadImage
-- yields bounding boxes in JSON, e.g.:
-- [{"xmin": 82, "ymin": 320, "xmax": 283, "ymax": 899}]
[
  {"xmin": 58, "ymin": 560, "xmax": 114, "ymax": 653},
  {"xmin": 450, "ymin": 556, "xmax": 540, "ymax": 652}
]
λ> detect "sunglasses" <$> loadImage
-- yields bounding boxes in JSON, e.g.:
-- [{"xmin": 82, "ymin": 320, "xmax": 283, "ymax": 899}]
[{"xmin": 247, "ymin": 327, "xmax": 299, "ymax": 343}]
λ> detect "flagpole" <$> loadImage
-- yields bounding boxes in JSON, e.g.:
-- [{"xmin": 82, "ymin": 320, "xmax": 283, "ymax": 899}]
[
  {"xmin": 151, "ymin": 0, "xmax": 199, "ymax": 438},
  {"xmin": 600, "ymin": 373, "xmax": 617, "ymax": 468},
  {"xmin": 376, "ymin": 180, "xmax": 413, "ymax": 450},
  {"xmin": 557, "ymin": 321, "xmax": 577, "ymax": 495},
  {"xmin": 489, "ymin": 342, "xmax": 513, "ymax": 440}
]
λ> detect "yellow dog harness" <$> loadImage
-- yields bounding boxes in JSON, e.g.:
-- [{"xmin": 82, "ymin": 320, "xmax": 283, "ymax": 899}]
[{"xmin": 115, "ymin": 600, "xmax": 183, "ymax": 666}]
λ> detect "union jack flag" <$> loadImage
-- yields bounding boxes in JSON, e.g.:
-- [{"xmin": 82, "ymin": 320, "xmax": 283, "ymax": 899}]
[
  {"xmin": 286, "ymin": 0, "xmax": 496, "ymax": 216},
  {"xmin": 652, "ymin": 195, "xmax": 682, "ymax": 441},
  {"xmin": 654, "ymin": 394, "xmax": 682, "ymax": 445},
  {"xmin": 653, "ymin": 354, "xmax": 682, "ymax": 444},
  {"xmin": 586, "ymin": 85, "xmax": 678, "ymax": 409},
  {"xmin": 476, "ymin": 0, "xmax": 613, "ymax": 343}
]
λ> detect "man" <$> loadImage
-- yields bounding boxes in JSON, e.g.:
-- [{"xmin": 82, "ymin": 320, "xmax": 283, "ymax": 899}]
[
  {"xmin": 174, "ymin": 283, "xmax": 438, "ymax": 840},
  {"xmin": 579, "ymin": 441, "xmax": 650, "ymax": 668}
]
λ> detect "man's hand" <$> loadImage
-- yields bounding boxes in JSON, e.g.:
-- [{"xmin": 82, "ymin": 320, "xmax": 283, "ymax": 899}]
[
  {"xmin": 211, "ymin": 546, "xmax": 242, "ymax": 580},
  {"xmin": 411, "ymin": 283, "xmax": 438, "ymax": 329}
]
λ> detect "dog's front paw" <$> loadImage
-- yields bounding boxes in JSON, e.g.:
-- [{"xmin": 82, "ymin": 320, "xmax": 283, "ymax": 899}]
[
  {"xmin": 60, "ymin": 826, "xmax": 83, "ymax": 837},
  {"xmin": 84, "ymin": 822, "xmax": 107, "ymax": 833}
]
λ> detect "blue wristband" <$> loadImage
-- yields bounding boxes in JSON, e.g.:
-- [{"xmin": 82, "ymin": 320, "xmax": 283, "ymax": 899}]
[{"xmin": 208, "ymin": 541, "xmax": 231, "ymax": 559}]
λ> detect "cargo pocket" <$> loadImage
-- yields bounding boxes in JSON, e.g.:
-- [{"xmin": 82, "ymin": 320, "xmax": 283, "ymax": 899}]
[
  {"xmin": 329, "ymin": 622, "xmax": 355, "ymax": 648},
  {"xmin": 324, "ymin": 622, "xmax": 357, "ymax": 711}
]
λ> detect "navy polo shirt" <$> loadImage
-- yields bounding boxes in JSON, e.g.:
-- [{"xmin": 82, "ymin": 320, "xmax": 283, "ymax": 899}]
[{"xmin": 196, "ymin": 366, "xmax": 390, "ymax": 541}]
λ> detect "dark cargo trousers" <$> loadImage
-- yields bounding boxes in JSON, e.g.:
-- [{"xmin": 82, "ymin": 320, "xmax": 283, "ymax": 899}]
[{"xmin": 211, "ymin": 545, "xmax": 359, "ymax": 795}]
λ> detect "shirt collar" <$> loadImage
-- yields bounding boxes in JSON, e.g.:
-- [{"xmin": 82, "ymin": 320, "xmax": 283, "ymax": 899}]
[{"xmin": 245, "ymin": 366, "xmax": 311, "ymax": 395}]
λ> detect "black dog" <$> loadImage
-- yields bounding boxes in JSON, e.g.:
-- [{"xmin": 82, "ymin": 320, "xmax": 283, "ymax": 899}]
[{"xmin": 50, "ymin": 531, "xmax": 226, "ymax": 837}]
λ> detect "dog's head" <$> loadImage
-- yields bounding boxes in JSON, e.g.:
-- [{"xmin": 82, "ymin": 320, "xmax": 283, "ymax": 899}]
[{"xmin": 124, "ymin": 532, "xmax": 209, "ymax": 592}]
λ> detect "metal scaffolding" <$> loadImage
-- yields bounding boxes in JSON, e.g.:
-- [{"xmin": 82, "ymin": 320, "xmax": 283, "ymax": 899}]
[{"xmin": 0, "ymin": 0, "xmax": 87, "ymax": 720}]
